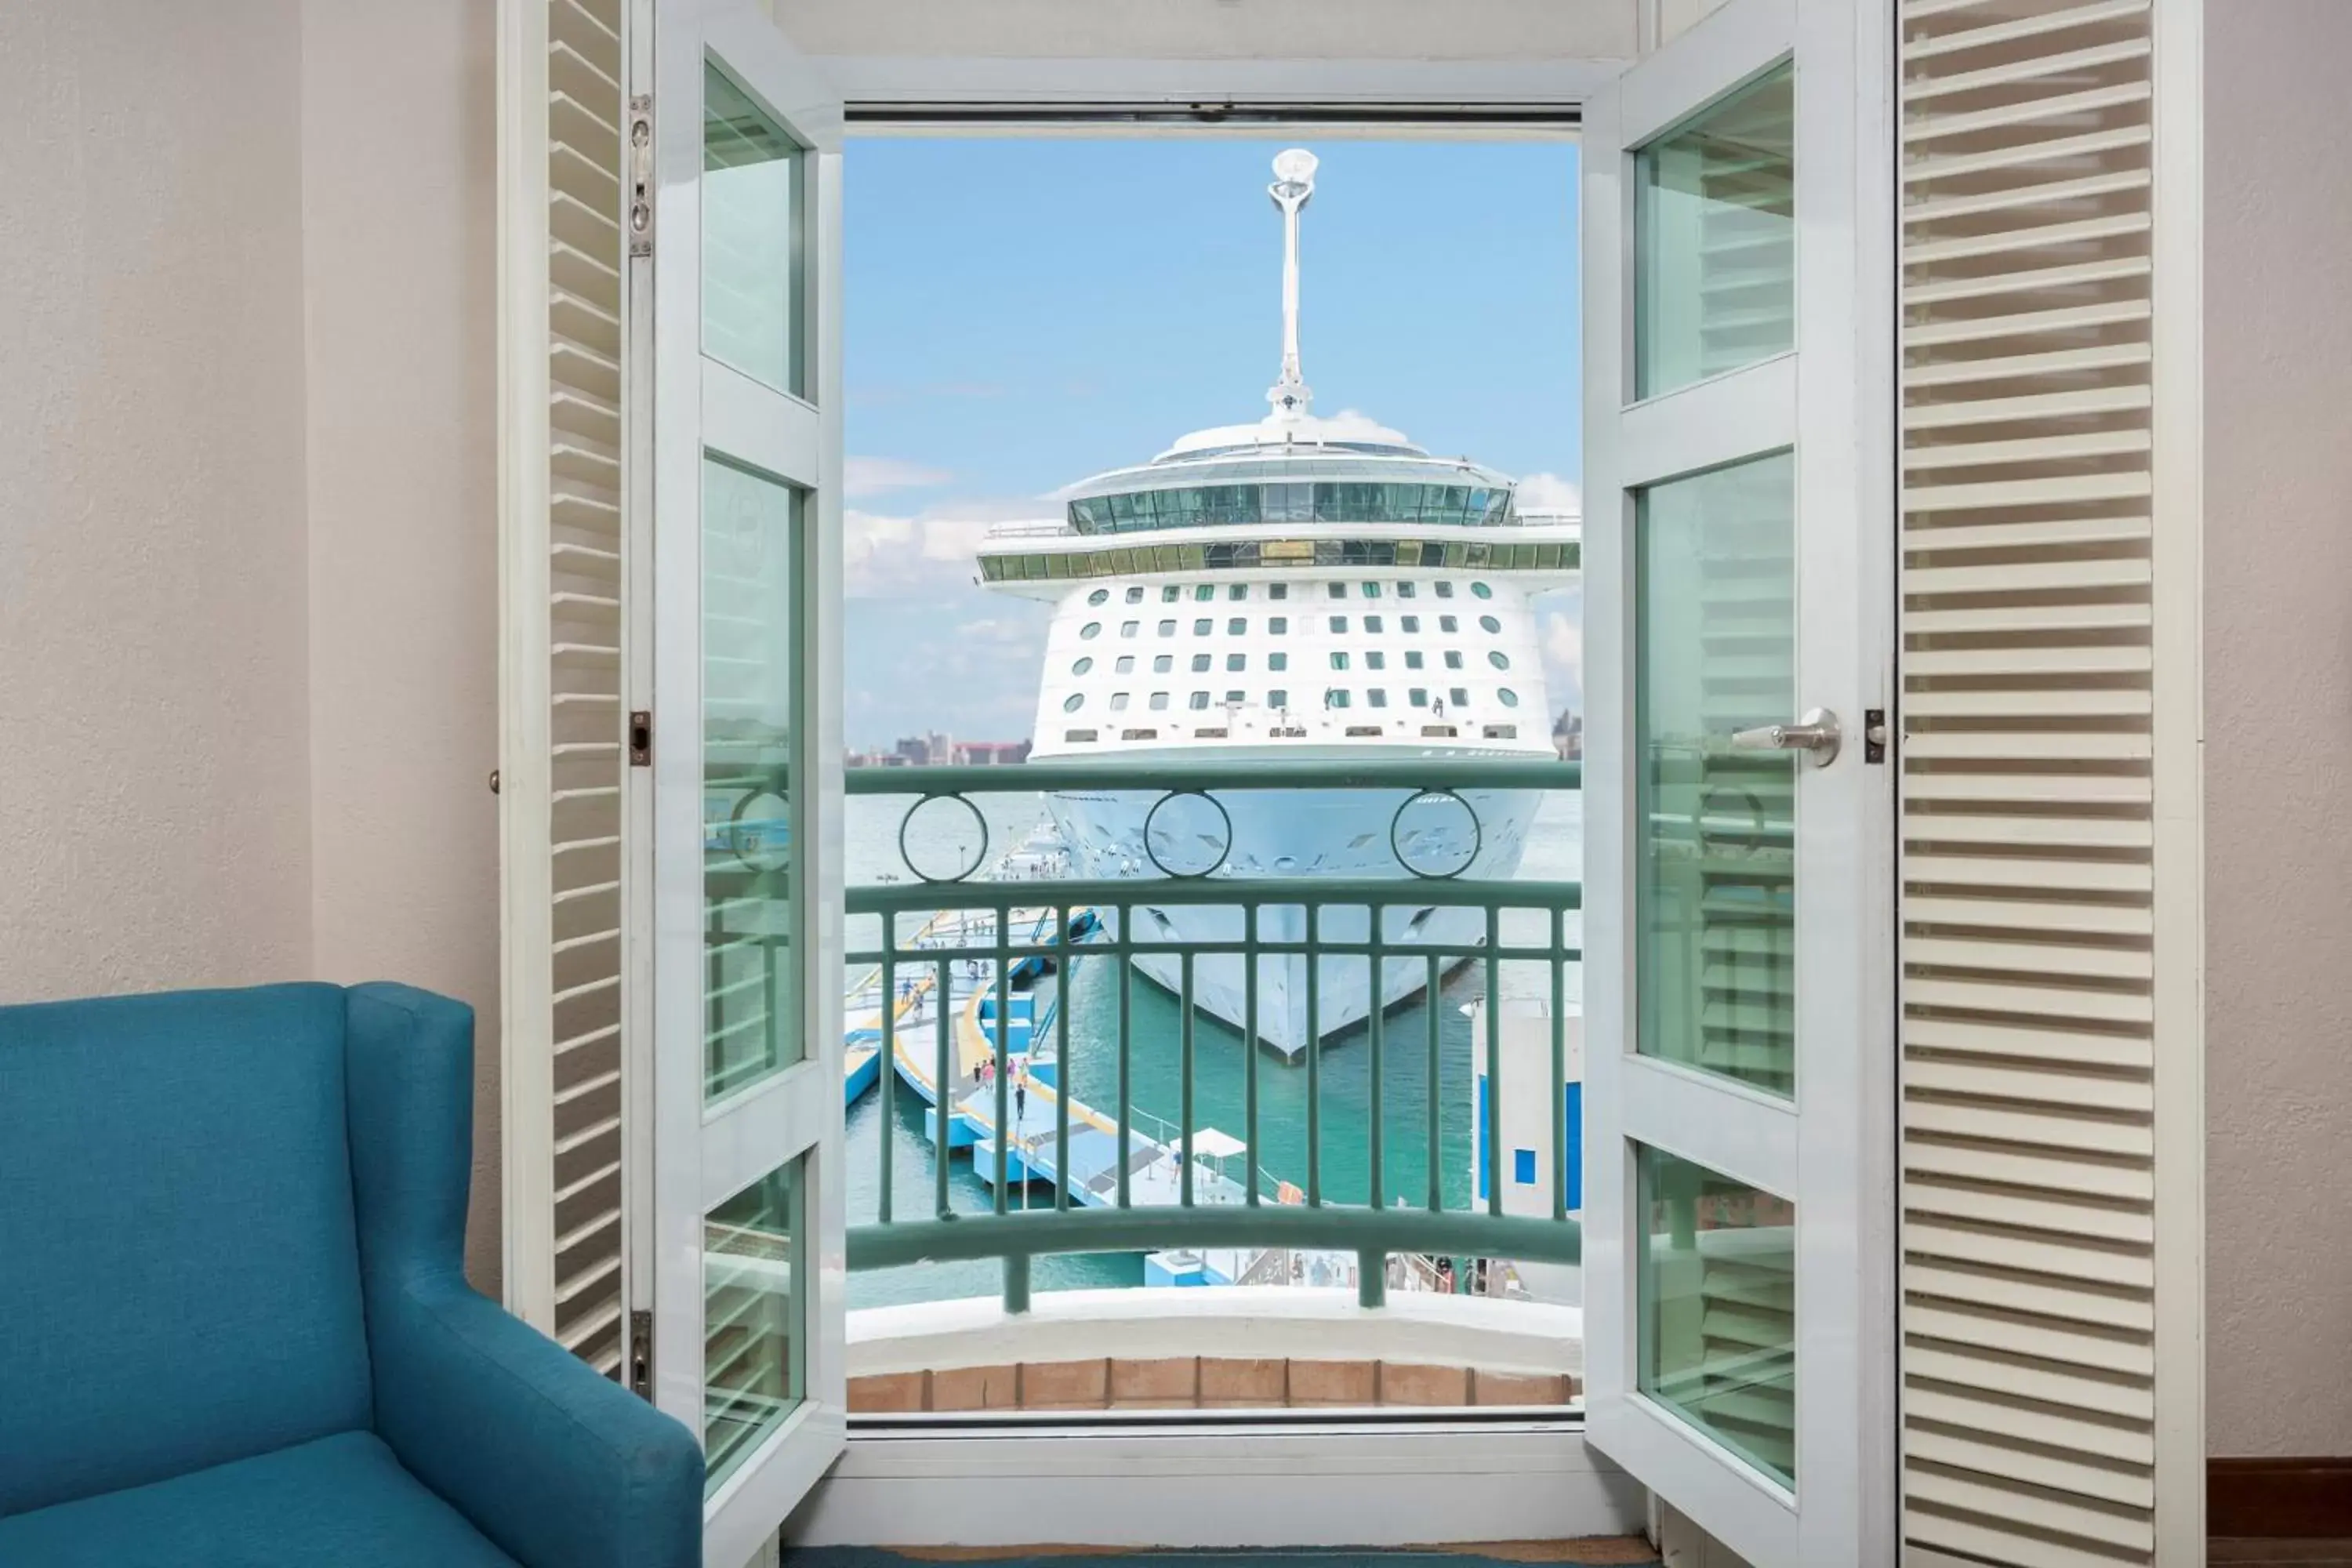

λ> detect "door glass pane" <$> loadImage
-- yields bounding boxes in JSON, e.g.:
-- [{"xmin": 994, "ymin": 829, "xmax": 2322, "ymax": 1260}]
[
  {"xmin": 1635, "ymin": 64, "xmax": 1795, "ymax": 399},
  {"xmin": 702, "ymin": 62, "xmax": 806, "ymax": 397},
  {"xmin": 1637, "ymin": 1145, "xmax": 1795, "ymax": 1488},
  {"xmin": 704, "ymin": 1157, "xmax": 805, "ymax": 1490},
  {"xmin": 703, "ymin": 457, "xmax": 803, "ymax": 1103},
  {"xmin": 1635, "ymin": 453, "xmax": 1795, "ymax": 1096}
]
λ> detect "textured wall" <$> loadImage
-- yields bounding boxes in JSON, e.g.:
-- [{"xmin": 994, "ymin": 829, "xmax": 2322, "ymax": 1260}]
[
  {"xmin": 2204, "ymin": 0, "xmax": 2352, "ymax": 1457},
  {"xmin": 300, "ymin": 0, "xmax": 504, "ymax": 1295},
  {"xmin": 0, "ymin": 2, "xmax": 314, "ymax": 1000}
]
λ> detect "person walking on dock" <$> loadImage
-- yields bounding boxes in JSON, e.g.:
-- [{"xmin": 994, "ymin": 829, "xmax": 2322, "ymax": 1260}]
[{"xmin": 1014, "ymin": 1065, "xmax": 1029, "ymax": 1124}]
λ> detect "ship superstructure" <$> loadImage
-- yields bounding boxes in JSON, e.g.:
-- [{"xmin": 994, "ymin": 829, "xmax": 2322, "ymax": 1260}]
[{"xmin": 976, "ymin": 149, "xmax": 1580, "ymax": 1058}]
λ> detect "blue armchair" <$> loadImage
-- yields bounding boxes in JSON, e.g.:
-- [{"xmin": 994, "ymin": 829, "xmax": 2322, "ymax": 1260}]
[{"xmin": 0, "ymin": 982, "xmax": 702, "ymax": 1566}]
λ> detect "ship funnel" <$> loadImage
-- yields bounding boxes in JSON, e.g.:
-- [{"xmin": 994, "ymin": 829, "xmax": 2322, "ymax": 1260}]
[{"xmin": 1266, "ymin": 148, "xmax": 1318, "ymax": 422}]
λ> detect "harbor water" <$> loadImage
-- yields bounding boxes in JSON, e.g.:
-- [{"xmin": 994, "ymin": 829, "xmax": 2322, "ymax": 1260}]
[{"xmin": 844, "ymin": 786, "xmax": 1583, "ymax": 1309}]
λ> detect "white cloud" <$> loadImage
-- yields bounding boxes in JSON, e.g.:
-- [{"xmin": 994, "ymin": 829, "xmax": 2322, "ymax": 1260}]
[
  {"xmin": 844, "ymin": 456, "xmax": 952, "ymax": 499},
  {"xmin": 1312, "ymin": 408, "xmax": 1413, "ymax": 445},
  {"xmin": 1514, "ymin": 471, "xmax": 1581, "ymax": 515},
  {"xmin": 1541, "ymin": 598, "xmax": 1584, "ymax": 705},
  {"xmin": 843, "ymin": 495, "xmax": 1063, "ymax": 597}
]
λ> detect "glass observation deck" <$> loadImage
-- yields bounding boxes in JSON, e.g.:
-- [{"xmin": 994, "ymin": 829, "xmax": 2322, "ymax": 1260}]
[{"xmin": 1068, "ymin": 480, "xmax": 1519, "ymax": 534}]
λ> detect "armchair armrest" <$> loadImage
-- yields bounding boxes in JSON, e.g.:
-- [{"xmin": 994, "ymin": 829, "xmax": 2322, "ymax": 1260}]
[{"xmin": 343, "ymin": 984, "xmax": 702, "ymax": 1568}]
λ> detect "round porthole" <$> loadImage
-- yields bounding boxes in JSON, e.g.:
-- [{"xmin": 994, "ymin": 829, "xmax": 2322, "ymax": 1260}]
[
  {"xmin": 1470, "ymin": 581, "xmax": 1494, "ymax": 599},
  {"xmin": 1080, "ymin": 622, "xmax": 1102, "ymax": 641},
  {"xmin": 1063, "ymin": 692, "xmax": 1085, "ymax": 713},
  {"xmin": 1488, "ymin": 650, "xmax": 1510, "ymax": 670},
  {"xmin": 1499, "ymin": 688, "xmax": 1520, "ymax": 708},
  {"xmin": 1087, "ymin": 588, "xmax": 1110, "ymax": 606},
  {"xmin": 1073, "ymin": 656, "xmax": 1094, "ymax": 676},
  {"xmin": 1479, "ymin": 615, "xmax": 1501, "ymax": 633}
]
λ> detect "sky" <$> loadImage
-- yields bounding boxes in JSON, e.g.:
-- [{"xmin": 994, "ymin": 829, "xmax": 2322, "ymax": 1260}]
[{"xmin": 842, "ymin": 135, "xmax": 1583, "ymax": 750}]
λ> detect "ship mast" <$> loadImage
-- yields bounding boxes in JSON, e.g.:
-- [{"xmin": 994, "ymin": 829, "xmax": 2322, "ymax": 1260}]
[{"xmin": 1266, "ymin": 148, "xmax": 1318, "ymax": 423}]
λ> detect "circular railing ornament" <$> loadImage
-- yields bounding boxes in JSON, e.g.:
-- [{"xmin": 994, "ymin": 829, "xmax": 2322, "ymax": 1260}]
[
  {"xmin": 1390, "ymin": 789, "xmax": 1483, "ymax": 880},
  {"xmin": 727, "ymin": 787, "xmax": 793, "ymax": 875},
  {"xmin": 1142, "ymin": 789, "xmax": 1234, "ymax": 880},
  {"xmin": 899, "ymin": 793, "xmax": 990, "ymax": 884}
]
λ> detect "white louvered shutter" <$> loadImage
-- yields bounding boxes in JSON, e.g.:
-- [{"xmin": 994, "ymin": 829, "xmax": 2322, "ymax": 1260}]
[
  {"xmin": 497, "ymin": 0, "xmax": 630, "ymax": 1378},
  {"xmin": 1897, "ymin": 2, "xmax": 2179, "ymax": 1563}
]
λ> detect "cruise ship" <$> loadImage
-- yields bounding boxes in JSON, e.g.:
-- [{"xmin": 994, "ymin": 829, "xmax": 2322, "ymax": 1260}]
[{"xmin": 975, "ymin": 150, "xmax": 1580, "ymax": 1059}]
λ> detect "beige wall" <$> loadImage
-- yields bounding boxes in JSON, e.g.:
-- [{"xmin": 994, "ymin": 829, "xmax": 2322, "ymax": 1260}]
[
  {"xmin": 0, "ymin": 2, "xmax": 315, "ymax": 999},
  {"xmin": 0, "ymin": 0, "xmax": 503, "ymax": 1294},
  {"xmin": 2204, "ymin": 0, "xmax": 2352, "ymax": 1457},
  {"xmin": 300, "ymin": 0, "xmax": 503, "ymax": 1293}
]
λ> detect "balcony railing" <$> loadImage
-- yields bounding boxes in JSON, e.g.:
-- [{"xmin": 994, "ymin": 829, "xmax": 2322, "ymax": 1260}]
[{"xmin": 840, "ymin": 758, "xmax": 1584, "ymax": 1318}]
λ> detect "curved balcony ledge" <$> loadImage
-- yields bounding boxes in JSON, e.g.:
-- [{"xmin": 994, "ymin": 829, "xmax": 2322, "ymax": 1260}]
[{"xmin": 848, "ymin": 1285, "xmax": 1584, "ymax": 1414}]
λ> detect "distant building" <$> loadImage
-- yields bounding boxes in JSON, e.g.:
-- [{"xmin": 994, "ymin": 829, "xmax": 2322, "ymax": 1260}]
[
  {"xmin": 1552, "ymin": 709, "xmax": 1584, "ymax": 762},
  {"xmin": 956, "ymin": 739, "xmax": 1032, "ymax": 766}
]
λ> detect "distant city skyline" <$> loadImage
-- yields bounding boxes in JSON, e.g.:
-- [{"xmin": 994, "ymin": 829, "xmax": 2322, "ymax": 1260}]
[{"xmin": 842, "ymin": 136, "xmax": 1584, "ymax": 750}]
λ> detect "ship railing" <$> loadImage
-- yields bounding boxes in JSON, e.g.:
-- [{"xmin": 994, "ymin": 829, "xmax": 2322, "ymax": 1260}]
[{"xmin": 842, "ymin": 757, "xmax": 1583, "ymax": 1317}]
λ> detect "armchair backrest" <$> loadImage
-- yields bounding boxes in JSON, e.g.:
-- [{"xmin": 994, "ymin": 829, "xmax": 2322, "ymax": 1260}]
[{"xmin": 0, "ymin": 984, "xmax": 375, "ymax": 1515}]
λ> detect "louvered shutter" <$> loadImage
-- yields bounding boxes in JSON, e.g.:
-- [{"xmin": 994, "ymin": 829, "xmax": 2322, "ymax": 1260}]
[
  {"xmin": 498, "ymin": 0, "xmax": 629, "ymax": 1378},
  {"xmin": 1897, "ymin": 2, "xmax": 2181, "ymax": 1562}
]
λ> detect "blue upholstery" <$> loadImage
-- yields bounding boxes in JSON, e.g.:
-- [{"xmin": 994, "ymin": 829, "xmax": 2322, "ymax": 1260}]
[{"xmin": 0, "ymin": 983, "xmax": 703, "ymax": 1567}]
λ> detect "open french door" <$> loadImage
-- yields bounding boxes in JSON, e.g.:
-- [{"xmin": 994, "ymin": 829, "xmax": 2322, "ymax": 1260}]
[
  {"xmin": 1581, "ymin": 2, "xmax": 1891, "ymax": 1564},
  {"xmin": 636, "ymin": 3, "xmax": 845, "ymax": 1563}
]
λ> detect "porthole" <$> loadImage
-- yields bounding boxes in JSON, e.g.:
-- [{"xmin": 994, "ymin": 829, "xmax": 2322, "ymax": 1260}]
[
  {"xmin": 1479, "ymin": 615, "xmax": 1501, "ymax": 634},
  {"xmin": 1471, "ymin": 582, "xmax": 1493, "ymax": 599},
  {"xmin": 1073, "ymin": 656, "xmax": 1094, "ymax": 676},
  {"xmin": 1080, "ymin": 622, "xmax": 1102, "ymax": 641},
  {"xmin": 1500, "ymin": 688, "xmax": 1520, "ymax": 708},
  {"xmin": 1063, "ymin": 693, "xmax": 1085, "ymax": 712},
  {"xmin": 1489, "ymin": 650, "xmax": 1511, "ymax": 670},
  {"xmin": 1087, "ymin": 589, "xmax": 1109, "ymax": 606}
]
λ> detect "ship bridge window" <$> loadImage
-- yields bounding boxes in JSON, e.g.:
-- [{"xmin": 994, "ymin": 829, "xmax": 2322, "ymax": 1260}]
[
  {"xmin": 1328, "ymin": 615, "xmax": 1348, "ymax": 633},
  {"xmin": 1153, "ymin": 655, "xmax": 1172, "ymax": 673},
  {"xmin": 1330, "ymin": 652, "xmax": 1350, "ymax": 671},
  {"xmin": 1325, "ymin": 688, "xmax": 1352, "ymax": 709},
  {"xmin": 1087, "ymin": 588, "xmax": 1109, "ymax": 606},
  {"xmin": 1490, "ymin": 650, "xmax": 1512, "ymax": 670},
  {"xmin": 1189, "ymin": 691, "xmax": 1211, "ymax": 710},
  {"xmin": 1080, "ymin": 622, "xmax": 1102, "ymax": 640},
  {"xmin": 1450, "ymin": 686, "xmax": 1470, "ymax": 706},
  {"xmin": 1367, "ymin": 652, "xmax": 1386, "ymax": 670},
  {"xmin": 1115, "ymin": 655, "xmax": 1135, "ymax": 673},
  {"xmin": 1499, "ymin": 688, "xmax": 1519, "ymax": 708},
  {"xmin": 1269, "ymin": 583, "xmax": 1289, "ymax": 601},
  {"xmin": 1191, "ymin": 654, "xmax": 1211, "ymax": 672},
  {"xmin": 1405, "ymin": 650, "xmax": 1425, "ymax": 670},
  {"xmin": 1445, "ymin": 651, "xmax": 1464, "ymax": 669},
  {"xmin": 1227, "ymin": 653, "xmax": 1247, "ymax": 671},
  {"xmin": 1195, "ymin": 584, "xmax": 1215, "ymax": 601},
  {"xmin": 1193, "ymin": 619, "xmax": 1212, "ymax": 636},
  {"xmin": 1365, "ymin": 615, "xmax": 1384, "ymax": 633},
  {"xmin": 1368, "ymin": 689, "xmax": 1389, "ymax": 709},
  {"xmin": 1227, "ymin": 617, "xmax": 1246, "ymax": 634},
  {"xmin": 1268, "ymin": 652, "xmax": 1287, "ymax": 672},
  {"xmin": 1158, "ymin": 619, "xmax": 1176, "ymax": 637},
  {"xmin": 1063, "ymin": 693, "xmax": 1085, "ymax": 712},
  {"xmin": 1229, "ymin": 584, "xmax": 1248, "ymax": 601},
  {"xmin": 1149, "ymin": 692, "xmax": 1170, "ymax": 710},
  {"xmin": 1112, "ymin": 692, "xmax": 1131, "ymax": 711},
  {"xmin": 1269, "ymin": 482, "xmax": 1314, "ymax": 522},
  {"xmin": 1397, "ymin": 582, "xmax": 1417, "ymax": 599},
  {"xmin": 1479, "ymin": 614, "xmax": 1501, "ymax": 633},
  {"xmin": 1072, "ymin": 656, "xmax": 1094, "ymax": 675},
  {"xmin": 1439, "ymin": 615, "xmax": 1459, "ymax": 633},
  {"xmin": 1126, "ymin": 586, "xmax": 1144, "ymax": 604},
  {"xmin": 1121, "ymin": 621, "xmax": 1139, "ymax": 638},
  {"xmin": 1471, "ymin": 582, "xmax": 1494, "ymax": 599},
  {"xmin": 1327, "ymin": 583, "xmax": 1347, "ymax": 600},
  {"xmin": 1436, "ymin": 582, "xmax": 1456, "ymax": 598}
]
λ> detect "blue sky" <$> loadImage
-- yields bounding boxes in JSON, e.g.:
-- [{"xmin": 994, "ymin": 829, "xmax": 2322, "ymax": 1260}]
[{"xmin": 842, "ymin": 136, "xmax": 1582, "ymax": 749}]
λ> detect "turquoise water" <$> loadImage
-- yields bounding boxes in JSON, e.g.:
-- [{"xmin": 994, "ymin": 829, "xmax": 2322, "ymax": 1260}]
[{"xmin": 842, "ymin": 789, "xmax": 1581, "ymax": 1311}]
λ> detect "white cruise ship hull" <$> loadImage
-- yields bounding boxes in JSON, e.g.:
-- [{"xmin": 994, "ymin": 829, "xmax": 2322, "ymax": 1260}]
[{"xmin": 1044, "ymin": 779, "xmax": 1541, "ymax": 1059}]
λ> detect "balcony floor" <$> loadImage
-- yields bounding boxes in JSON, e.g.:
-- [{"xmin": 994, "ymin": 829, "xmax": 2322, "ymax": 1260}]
[{"xmin": 789, "ymin": 1544, "xmax": 1659, "ymax": 1567}]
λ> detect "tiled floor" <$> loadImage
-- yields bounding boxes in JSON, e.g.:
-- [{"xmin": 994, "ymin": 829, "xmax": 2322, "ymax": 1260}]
[{"xmin": 2212, "ymin": 1542, "xmax": 2352, "ymax": 1566}]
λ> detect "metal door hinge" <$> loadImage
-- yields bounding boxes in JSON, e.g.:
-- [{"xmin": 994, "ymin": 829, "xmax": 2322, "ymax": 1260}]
[
  {"xmin": 1864, "ymin": 707, "xmax": 1889, "ymax": 764},
  {"xmin": 629, "ymin": 1308, "xmax": 654, "ymax": 1399},
  {"xmin": 627, "ymin": 95, "xmax": 654, "ymax": 258},
  {"xmin": 629, "ymin": 710, "xmax": 653, "ymax": 767}
]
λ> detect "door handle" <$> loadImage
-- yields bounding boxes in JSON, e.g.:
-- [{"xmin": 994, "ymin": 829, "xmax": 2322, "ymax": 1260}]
[{"xmin": 1730, "ymin": 706, "xmax": 1842, "ymax": 767}]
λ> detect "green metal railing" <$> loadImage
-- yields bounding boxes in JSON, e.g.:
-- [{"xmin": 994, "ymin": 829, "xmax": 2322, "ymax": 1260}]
[{"xmin": 841, "ymin": 757, "xmax": 1584, "ymax": 1313}]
